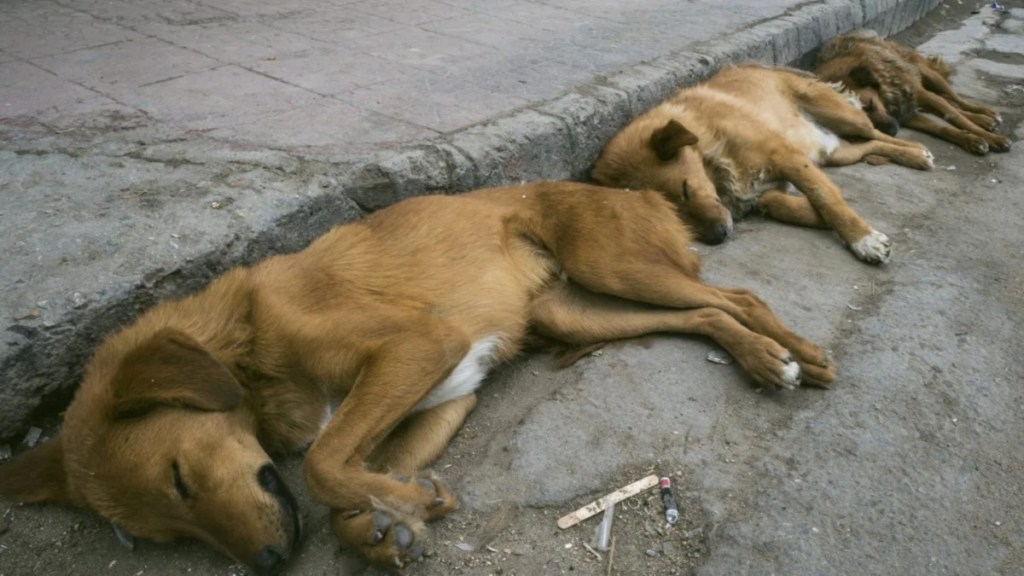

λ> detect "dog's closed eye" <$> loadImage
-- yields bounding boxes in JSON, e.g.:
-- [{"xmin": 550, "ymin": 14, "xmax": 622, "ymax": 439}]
[{"xmin": 171, "ymin": 460, "xmax": 191, "ymax": 500}]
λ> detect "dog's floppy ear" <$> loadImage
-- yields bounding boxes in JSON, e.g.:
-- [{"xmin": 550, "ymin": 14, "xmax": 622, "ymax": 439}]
[
  {"xmin": 649, "ymin": 119, "xmax": 699, "ymax": 161},
  {"xmin": 0, "ymin": 437, "xmax": 71, "ymax": 504},
  {"xmin": 847, "ymin": 65, "xmax": 881, "ymax": 90},
  {"xmin": 111, "ymin": 328, "xmax": 243, "ymax": 419}
]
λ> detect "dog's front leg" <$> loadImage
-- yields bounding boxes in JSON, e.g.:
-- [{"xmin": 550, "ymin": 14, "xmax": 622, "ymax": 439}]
[
  {"xmin": 916, "ymin": 90, "xmax": 1010, "ymax": 152},
  {"xmin": 904, "ymin": 113, "xmax": 991, "ymax": 155},
  {"xmin": 918, "ymin": 66, "xmax": 1002, "ymax": 129},
  {"xmin": 778, "ymin": 158, "xmax": 891, "ymax": 264},
  {"xmin": 304, "ymin": 330, "xmax": 468, "ymax": 570}
]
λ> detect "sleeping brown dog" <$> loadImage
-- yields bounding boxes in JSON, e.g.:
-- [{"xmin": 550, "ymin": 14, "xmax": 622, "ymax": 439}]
[
  {"xmin": 0, "ymin": 182, "xmax": 835, "ymax": 574},
  {"xmin": 592, "ymin": 65, "xmax": 934, "ymax": 265},
  {"xmin": 816, "ymin": 30, "xmax": 1009, "ymax": 155}
]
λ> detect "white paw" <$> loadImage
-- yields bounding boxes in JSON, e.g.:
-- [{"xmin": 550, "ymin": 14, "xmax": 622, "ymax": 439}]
[
  {"xmin": 921, "ymin": 148, "xmax": 934, "ymax": 169},
  {"xmin": 850, "ymin": 229, "xmax": 892, "ymax": 264},
  {"xmin": 780, "ymin": 358, "xmax": 801, "ymax": 390}
]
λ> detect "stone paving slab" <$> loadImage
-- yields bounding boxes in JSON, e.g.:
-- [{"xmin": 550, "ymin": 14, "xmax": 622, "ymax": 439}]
[{"xmin": 0, "ymin": 0, "xmax": 941, "ymax": 437}]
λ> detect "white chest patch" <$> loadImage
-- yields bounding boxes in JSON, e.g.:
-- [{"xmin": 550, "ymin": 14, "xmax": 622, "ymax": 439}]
[
  {"xmin": 412, "ymin": 335, "xmax": 501, "ymax": 412},
  {"xmin": 810, "ymin": 121, "xmax": 841, "ymax": 161}
]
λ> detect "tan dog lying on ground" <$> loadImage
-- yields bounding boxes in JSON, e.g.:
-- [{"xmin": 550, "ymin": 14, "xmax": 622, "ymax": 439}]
[
  {"xmin": 0, "ymin": 182, "xmax": 835, "ymax": 574},
  {"xmin": 592, "ymin": 65, "xmax": 935, "ymax": 264},
  {"xmin": 816, "ymin": 30, "xmax": 1009, "ymax": 155}
]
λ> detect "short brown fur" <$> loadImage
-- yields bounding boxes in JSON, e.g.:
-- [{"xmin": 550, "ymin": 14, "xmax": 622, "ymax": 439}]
[
  {"xmin": 592, "ymin": 65, "xmax": 936, "ymax": 264},
  {"xmin": 816, "ymin": 30, "xmax": 1009, "ymax": 155},
  {"xmin": 0, "ymin": 183, "xmax": 835, "ymax": 574}
]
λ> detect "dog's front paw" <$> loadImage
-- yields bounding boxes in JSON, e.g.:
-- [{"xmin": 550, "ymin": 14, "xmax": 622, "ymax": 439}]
[
  {"xmin": 971, "ymin": 113, "xmax": 1000, "ymax": 132},
  {"xmin": 917, "ymin": 147, "xmax": 935, "ymax": 170},
  {"xmin": 980, "ymin": 109, "xmax": 1002, "ymax": 129},
  {"xmin": 332, "ymin": 503, "xmax": 427, "ymax": 571},
  {"xmin": 984, "ymin": 132, "xmax": 1011, "ymax": 153},
  {"xmin": 413, "ymin": 472, "xmax": 459, "ymax": 521},
  {"xmin": 849, "ymin": 229, "xmax": 891, "ymax": 264},
  {"xmin": 799, "ymin": 354, "xmax": 837, "ymax": 388},
  {"xmin": 959, "ymin": 132, "xmax": 990, "ymax": 155},
  {"xmin": 735, "ymin": 338, "xmax": 802, "ymax": 390}
]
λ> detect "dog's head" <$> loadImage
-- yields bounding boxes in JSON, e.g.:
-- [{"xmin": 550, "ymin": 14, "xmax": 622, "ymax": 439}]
[
  {"xmin": 0, "ymin": 328, "xmax": 300, "ymax": 576},
  {"xmin": 822, "ymin": 61, "xmax": 900, "ymax": 136},
  {"xmin": 845, "ymin": 65, "xmax": 900, "ymax": 136},
  {"xmin": 593, "ymin": 118, "xmax": 734, "ymax": 244}
]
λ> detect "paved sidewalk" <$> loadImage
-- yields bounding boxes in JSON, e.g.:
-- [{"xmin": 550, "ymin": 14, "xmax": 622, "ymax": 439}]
[{"xmin": 0, "ymin": 0, "xmax": 940, "ymax": 436}]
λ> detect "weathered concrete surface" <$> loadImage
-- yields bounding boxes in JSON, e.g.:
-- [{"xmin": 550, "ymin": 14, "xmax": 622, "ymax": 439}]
[{"xmin": 0, "ymin": 0, "xmax": 941, "ymax": 438}]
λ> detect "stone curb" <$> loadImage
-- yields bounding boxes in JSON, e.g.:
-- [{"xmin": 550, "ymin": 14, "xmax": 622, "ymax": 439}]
[{"xmin": 0, "ymin": 0, "xmax": 941, "ymax": 439}]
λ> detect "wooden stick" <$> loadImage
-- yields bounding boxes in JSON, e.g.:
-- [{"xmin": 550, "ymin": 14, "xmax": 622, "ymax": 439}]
[{"xmin": 557, "ymin": 474, "xmax": 658, "ymax": 529}]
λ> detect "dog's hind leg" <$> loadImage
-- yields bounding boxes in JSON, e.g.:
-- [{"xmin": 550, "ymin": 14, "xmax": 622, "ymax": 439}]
[
  {"xmin": 826, "ymin": 139, "xmax": 934, "ymax": 170},
  {"xmin": 532, "ymin": 280, "xmax": 835, "ymax": 388},
  {"xmin": 367, "ymin": 394, "xmax": 478, "ymax": 475},
  {"xmin": 304, "ymin": 322, "xmax": 470, "ymax": 570},
  {"xmin": 789, "ymin": 75, "xmax": 929, "ymax": 152},
  {"xmin": 756, "ymin": 189, "xmax": 829, "ymax": 228}
]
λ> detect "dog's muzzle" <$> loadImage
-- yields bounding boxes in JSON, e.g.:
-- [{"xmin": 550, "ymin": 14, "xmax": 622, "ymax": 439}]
[
  {"xmin": 253, "ymin": 464, "xmax": 301, "ymax": 576},
  {"xmin": 703, "ymin": 222, "xmax": 733, "ymax": 245},
  {"xmin": 254, "ymin": 546, "xmax": 287, "ymax": 576}
]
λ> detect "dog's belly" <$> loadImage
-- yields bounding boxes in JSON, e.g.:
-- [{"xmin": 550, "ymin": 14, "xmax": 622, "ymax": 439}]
[
  {"xmin": 315, "ymin": 335, "xmax": 502, "ymax": 433},
  {"xmin": 785, "ymin": 115, "xmax": 840, "ymax": 163},
  {"xmin": 412, "ymin": 335, "xmax": 501, "ymax": 412}
]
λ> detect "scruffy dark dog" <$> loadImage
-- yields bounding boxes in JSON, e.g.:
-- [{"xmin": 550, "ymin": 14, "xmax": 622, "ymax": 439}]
[{"xmin": 816, "ymin": 29, "xmax": 1009, "ymax": 155}]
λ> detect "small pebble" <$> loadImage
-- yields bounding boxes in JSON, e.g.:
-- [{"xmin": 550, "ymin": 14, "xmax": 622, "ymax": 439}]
[
  {"xmin": 706, "ymin": 349, "xmax": 733, "ymax": 365},
  {"xmin": 645, "ymin": 548, "xmax": 658, "ymax": 557},
  {"xmin": 22, "ymin": 427, "xmax": 42, "ymax": 448},
  {"xmin": 0, "ymin": 444, "xmax": 11, "ymax": 462},
  {"xmin": 69, "ymin": 292, "xmax": 88, "ymax": 309}
]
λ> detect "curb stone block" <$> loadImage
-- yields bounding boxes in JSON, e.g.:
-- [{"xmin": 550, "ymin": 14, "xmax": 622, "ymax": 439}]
[
  {"xmin": 449, "ymin": 110, "xmax": 574, "ymax": 188},
  {"xmin": 756, "ymin": 19, "xmax": 803, "ymax": 65},
  {"xmin": 691, "ymin": 31, "xmax": 772, "ymax": 69},
  {"xmin": 432, "ymin": 143, "xmax": 481, "ymax": 193},
  {"xmin": 828, "ymin": 1, "xmax": 859, "ymax": 35},
  {"xmin": 648, "ymin": 51, "xmax": 719, "ymax": 85},
  {"xmin": 342, "ymin": 147, "xmax": 454, "ymax": 211},
  {"xmin": 861, "ymin": 0, "xmax": 881, "ymax": 22},
  {"xmin": 602, "ymin": 62, "xmax": 691, "ymax": 118},
  {"xmin": 535, "ymin": 87, "xmax": 633, "ymax": 181},
  {"xmin": 814, "ymin": 5, "xmax": 842, "ymax": 44},
  {"xmin": 787, "ymin": 11, "xmax": 825, "ymax": 57}
]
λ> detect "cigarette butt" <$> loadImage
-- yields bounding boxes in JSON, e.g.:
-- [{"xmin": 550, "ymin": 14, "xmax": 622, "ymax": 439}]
[{"xmin": 557, "ymin": 474, "xmax": 659, "ymax": 529}]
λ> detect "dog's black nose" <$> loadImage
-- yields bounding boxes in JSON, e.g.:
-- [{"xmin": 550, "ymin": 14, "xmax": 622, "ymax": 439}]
[
  {"xmin": 253, "ymin": 546, "xmax": 286, "ymax": 576},
  {"xmin": 880, "ymin": 118, "xmax": 899, "ymax": 136},
  {"xmin": 704, "ymin": 223, "xmax": 731, "ymax": 245},
  {"xmin": 257, "ymin": 463, "xmax": 303, "ymax": 542}
]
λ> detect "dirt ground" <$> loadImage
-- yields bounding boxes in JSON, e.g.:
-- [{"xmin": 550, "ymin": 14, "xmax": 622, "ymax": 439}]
[{"xmin": 2, "ymin": 3, "xmax": 1022, "ymax": 576}]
